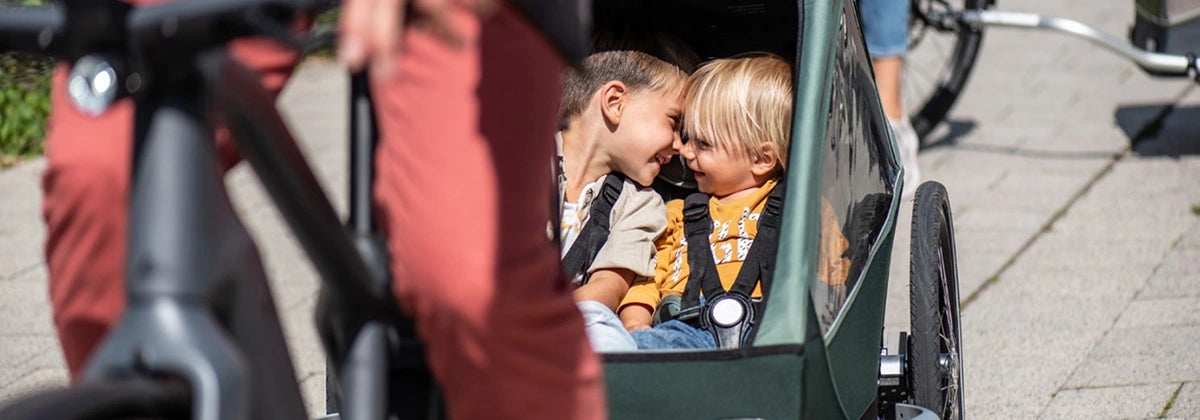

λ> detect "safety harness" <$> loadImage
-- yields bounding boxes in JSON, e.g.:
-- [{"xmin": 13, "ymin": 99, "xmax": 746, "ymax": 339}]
[
  {"xmin": 660, "ymin": 181, "xmax": 786, "ymax": 349},
  {"xmin": 560, "ymin": 173, "xmax": 626, "ymax": 284}
]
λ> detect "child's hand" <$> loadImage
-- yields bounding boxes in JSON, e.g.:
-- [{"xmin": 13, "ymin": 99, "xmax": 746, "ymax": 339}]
[{"xmin": 619, "ymin": 304, "xmax": 654, "ymax": 332}]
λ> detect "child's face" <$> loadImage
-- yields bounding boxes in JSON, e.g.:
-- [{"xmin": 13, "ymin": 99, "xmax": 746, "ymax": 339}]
[
  {"xmin": 676, "ymin": 133, "xmax": 760, "ymax": 197},
  {"xmin": 610, "ymin": 84, "xmax": 684, "ymax": 186}
]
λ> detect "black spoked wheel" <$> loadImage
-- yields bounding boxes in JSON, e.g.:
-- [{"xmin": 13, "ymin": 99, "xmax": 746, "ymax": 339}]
[
  {"xmin": 908, "ymin": 181, "xmax": 964, "ymax": 420},
  {"xmin": 0, "ymin": 377, "xmax": 190, "ymax": 419},
  {"xmin": 904, "ymin": 0, "xmax": 989, "ymax": 141}
]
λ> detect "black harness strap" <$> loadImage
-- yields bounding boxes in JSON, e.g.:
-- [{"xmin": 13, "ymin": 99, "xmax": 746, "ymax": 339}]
[
  {"xmin": 560, "ymin": 173, "xmax": 625, "ymax": 283},
  {"xmin": 680, "ymin": 193, "xmax": 723, "ymax": 309},
  {"xmin": 677, "ymin": 181, "xmax": 787, "ymax": 323},
  {"xmin": 731, "ymin": 183, "xmax": 785, "ymax": 299}
]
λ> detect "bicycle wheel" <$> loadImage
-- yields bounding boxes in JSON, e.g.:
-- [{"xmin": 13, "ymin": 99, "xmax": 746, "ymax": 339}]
[
  {"xmin": 0, "ymin": 377, "xmax": 190, "ymax": 419},
  {"xmin": 903, "ymin": 0, "xmax": 989, "ymax": 141},
  {"xmin": 908, "ymin": 181, "xmax": 964, "ymax": 420}
]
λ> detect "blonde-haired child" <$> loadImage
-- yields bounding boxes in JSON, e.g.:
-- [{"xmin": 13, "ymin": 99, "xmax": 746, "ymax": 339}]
[{"xmin": 616, "ymin": 53, "xmax": 794, "ymax": 350}]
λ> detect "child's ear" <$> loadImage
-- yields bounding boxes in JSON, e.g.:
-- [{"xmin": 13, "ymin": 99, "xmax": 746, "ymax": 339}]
[
  {"xmin": 599, "ymin": 81, "xmax": 628, "ymax": 126},
  {"xmin": 750, "ymin": 146, "xmax": 780, "ymax": 177}
]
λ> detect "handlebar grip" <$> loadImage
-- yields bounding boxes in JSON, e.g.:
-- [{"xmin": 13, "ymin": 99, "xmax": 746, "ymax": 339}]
[{"xmin": 0, "ymin": 5, "xmax": 65, "ymax": 56}]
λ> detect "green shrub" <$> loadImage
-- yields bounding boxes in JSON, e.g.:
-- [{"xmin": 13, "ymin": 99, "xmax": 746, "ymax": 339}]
[
  {"xmin": 1, "ymin": 0, "xmax": 54, "ymax": 165},
  {"xmin": 0, "ymin": 53, "xmax": 52, "ymax": 164}
]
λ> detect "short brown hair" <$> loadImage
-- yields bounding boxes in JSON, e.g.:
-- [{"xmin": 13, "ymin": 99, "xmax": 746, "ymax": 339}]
[{"xmin": 559, "ymin": 51, "xmax": 686, "ymax": 123}]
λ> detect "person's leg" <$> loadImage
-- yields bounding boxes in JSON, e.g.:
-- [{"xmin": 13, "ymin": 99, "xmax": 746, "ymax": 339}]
[
  {"xmin": 872, "ymin": 56, "xmax": 904, "ymax": 120},
  {"xmin": 577, "ymin": 301, "xmax": 638, "ymax": 352},
  {"xmin": 860, "ymin": 0, "xmax": 919, "ymax": 195},
  {"xmin": 43, "ymin": 32, "xmax": 300, "ymax": 378},
  {"xmin": 630, "ymin": 320, "xmax": 717, "ymax": 350},
  {"xmin": 859, "ymin": 0, "xmax": 909, "ymax": 117},
  {"xmin": 371, "ymin": 5, "xmax": 604, "ymax": 419}
]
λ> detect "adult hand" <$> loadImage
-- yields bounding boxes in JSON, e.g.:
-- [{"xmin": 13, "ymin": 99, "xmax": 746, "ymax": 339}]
[{"xmin": 337, "ymin": 0, "xmax": 497, "ymax": 76}]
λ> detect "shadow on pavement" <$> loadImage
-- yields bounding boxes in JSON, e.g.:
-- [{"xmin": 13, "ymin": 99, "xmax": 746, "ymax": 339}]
[
  {"xmin": 922, "ymin": 116, "xmax": 1117, "ymax": 159},
  {"xmin": 919, "ymin": 119, "xmax": 975, "ymax": 151},
  {"xmin": 1125, "ymin": 105, "xmax": 1200, "ymax": 157}
]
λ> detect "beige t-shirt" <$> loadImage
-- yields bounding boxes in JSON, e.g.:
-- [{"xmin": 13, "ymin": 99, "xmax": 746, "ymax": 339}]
[
  {"xmin": 555, "ymin": 134, "xmax": 666, "ymax": 280},
  {"xmin": 559, "ymin": 174, "xmax": 667, "ymax": 279}
]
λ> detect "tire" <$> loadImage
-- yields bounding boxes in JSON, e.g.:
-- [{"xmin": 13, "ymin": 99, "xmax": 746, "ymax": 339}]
[
  {"xmin": 0, "ymin": 377, "xmax": 190, "ymax": 419},
  {"xmin": 908, "ymin": 181, "xmax": 964, "ymax": 420},
  {"xmin": 904, "ymin": 0, "xmax": 990, "ymax": 141}
]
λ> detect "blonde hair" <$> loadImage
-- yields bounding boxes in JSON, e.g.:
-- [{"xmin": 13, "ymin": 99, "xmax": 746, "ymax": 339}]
[
  {"xmin": 683, "ymin": 54, "xmax": 793, "ymax": 171},
  {"xmin": 559, "ymin": 50, "xmax": 687, "ymax": 122}
]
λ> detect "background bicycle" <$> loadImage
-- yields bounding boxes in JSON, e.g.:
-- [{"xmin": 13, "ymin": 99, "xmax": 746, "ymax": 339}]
[{"xmin": 902, "ymin": 0, "xmax": 1200, "ymax": 142}]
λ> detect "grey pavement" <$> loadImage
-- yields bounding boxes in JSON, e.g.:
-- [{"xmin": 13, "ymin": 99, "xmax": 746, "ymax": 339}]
[{"xmin": 2, "ymin": 0, "xmax": 1199, "ymax": 418}]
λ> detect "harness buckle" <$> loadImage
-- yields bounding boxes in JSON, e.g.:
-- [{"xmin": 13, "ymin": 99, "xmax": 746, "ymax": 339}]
[
  {"xmin": 683, "ymin": 203, "xmax": 709, "ymax": 224},
  {"xmin": 700, "ymin": 292, "xmax": 756, "ymax": 349}
]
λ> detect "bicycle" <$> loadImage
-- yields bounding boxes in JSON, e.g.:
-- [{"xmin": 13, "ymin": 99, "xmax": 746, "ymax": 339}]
[
  {"xmin": 0, "ymin": 0, "xmax": 439, "ymax": 418},
  {"xmin": 902, "ymin": 0, "xmax": 1200, "ymax": 141}
]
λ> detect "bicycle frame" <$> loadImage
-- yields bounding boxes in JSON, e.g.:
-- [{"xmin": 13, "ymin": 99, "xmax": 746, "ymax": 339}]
[{"xmin": 0, "ymin": 1, "xmax": 425, "ymax": 419}]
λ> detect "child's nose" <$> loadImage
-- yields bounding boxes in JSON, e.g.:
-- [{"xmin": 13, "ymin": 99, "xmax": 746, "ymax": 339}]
[{"xmin": 677, "ymin": 141, "xmax": 694, "ymax": 159}]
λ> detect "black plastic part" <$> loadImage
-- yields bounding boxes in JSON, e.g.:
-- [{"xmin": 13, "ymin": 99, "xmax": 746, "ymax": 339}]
[
  {"xmin": 347, "ymin": 72, "xmax": 376, "ymax": 236},
  {"xmin": 0, "ymin": 4, "xmax": 66, "ymax": 55},
  {"xmin": 701, "ymin": 292, "xmax": 757, "ymax": 349},
  {"xmin": 0, "ymin": 377, "xmax": 191, "ymax": 419}
]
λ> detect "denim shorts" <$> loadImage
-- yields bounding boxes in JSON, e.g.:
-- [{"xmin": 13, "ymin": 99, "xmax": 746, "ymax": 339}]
[{"xmin": 859, "ymin": 0, "xmax": 909, "ymax": 58}]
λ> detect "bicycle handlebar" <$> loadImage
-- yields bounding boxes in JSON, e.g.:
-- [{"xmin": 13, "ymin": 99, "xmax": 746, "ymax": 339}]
[
  {"xmin": 0, "ymin": 5, "xmax": 65, "ymax": 55},
  {"xmin": 0, "ymin": 0, "xmax": 327, "ymax": 59}
]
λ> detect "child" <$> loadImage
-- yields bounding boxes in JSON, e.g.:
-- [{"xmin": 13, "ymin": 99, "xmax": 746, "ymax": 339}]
[
  {"xmin": 618, "ymin": 54, "xmax": 795, "ymax": 350},
  {"xmin": 556, "ymin": 50, "xmax": 688, "ymax": 351}
]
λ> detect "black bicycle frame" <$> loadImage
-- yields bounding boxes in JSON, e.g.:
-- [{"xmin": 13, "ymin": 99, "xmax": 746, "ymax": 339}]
[{"xmin": 0, "ymin": 1, "xmax": 429, "ymax": 419}]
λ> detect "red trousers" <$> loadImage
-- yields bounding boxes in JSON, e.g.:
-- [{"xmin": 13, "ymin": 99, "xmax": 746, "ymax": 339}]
[{"xmin": 41, "ymin": 4, "xmax": 604, "ymax": 419}]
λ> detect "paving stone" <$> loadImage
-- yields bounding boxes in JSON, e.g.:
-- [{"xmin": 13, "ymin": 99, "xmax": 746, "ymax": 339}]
[
  {"xmin": 0, "ymin": 336, "xmax": 62, "ymax": 387},
  {"xmin": 1114, "ymin": 297, "xmax": 1200, "ymax": 329},
  {"xmin": 0, "ymin": 160, "xmax": 47, "ymax": 280},
  {"xmin": 1065, "ymin": 354, "xmax": 1200, "ymax": 389},
  {"xmin": 963, "ymin": 353, "xmax": 1079, "ymax": 420},
  {"xmin": 0, "ymin": 267, "xmax": 56, "ymax": 337},
  {"xmin": 1040, "ymin": 383, "xmax": 1179, "ymax": 419},
  {"xmin": 1064, "ymin": 326, "xmax": 1200, "ymax": 388},
  {"xmin": 1167, "ymin": 382, "xmax": 1200, "ymax": 418},
  {"xmin": 299, "ymin": 372, "xmax": 326, "ymax": 417},
  {"xmin": 1178, "ymin": 221, "xmax": 1200, "ymax": 250},
  {"xmin": 1089, "ymin": 325, "xmax": 1200, "ymax": 357},
  {"xmin": 1142, "ymin": 250, "xmax": 1200, "ymax": 299}
]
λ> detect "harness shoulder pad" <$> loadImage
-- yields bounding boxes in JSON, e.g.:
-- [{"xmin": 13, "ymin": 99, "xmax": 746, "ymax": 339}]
[{"xmin": 683, "ymin": 193, "xmax": 711, "ymax": 224}]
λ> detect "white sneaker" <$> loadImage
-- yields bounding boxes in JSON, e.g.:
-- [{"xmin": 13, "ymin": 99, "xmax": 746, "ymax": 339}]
[{"xmin": 889, "ymin": 116, "xmax": 920, "ymax": 200}]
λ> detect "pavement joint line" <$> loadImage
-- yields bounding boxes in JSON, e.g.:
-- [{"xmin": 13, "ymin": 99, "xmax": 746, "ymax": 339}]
[
  {"xmin": 297, "ymin": 371, "xmax": 319, "ymax": 384},
  {"xmin": 960, "ymin": 83, "xmax": 1195, "ymax": 312},
  {"xmin": 1158, "ymin": 382, "xmax": 1185, "ymax": 418},
  {"xmin": 1056, "ymin": 381, "xmax": 1187, "ymax": 393},
  {"xmin": 1, "ymin": 264, "xmax": 42, "ymax": 282},
  {"xmin": 0, "ymin": 367, "xmax": 51, "ymax": 393},
  {"xmin": 2, "ymin": 352, "xmax": 44, "ymax": 372},
  {"xmin": 1133, "ymin": 231, "xmax": 1189, "ymax": 301}
]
